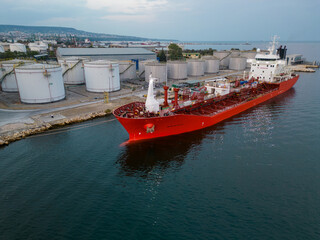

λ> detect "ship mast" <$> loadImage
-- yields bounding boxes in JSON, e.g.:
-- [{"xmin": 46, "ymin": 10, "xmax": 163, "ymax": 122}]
[{"xmin": 268, "ymin": 35, "xmax": 279, "ymax": 55}]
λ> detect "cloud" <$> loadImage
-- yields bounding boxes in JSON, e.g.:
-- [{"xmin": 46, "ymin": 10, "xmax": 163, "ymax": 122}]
[
  {"xmin": 85, "ymin": 0, "xmax": 168, "ymax": 14},
  {"xmin": 101, "ymin": 14, "xmax": 154, "ymax": 22}
]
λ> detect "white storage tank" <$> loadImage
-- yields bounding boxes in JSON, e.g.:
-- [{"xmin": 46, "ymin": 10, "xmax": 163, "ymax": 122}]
[
  {"xmin": 187, "ymin": 59, "xmax": 205, "ymax": 77},
  {"xmin": 10, "ymin": 43, "xmax": 27, "ymax": 53},
  {"xmin": 0, "ymin": 59, "xmax": 34, "ymax": 92},
  {"xmin": 230, "ymin": 50, "xmax": 241, "ymax": 57},
  {"xmin": 145, "ymin": 62, "xmax": 167, "ymax": 83},
  {"xmin": 213, "ymin": 51, "xmax": 231, "ymax": 68},
  {"xmin": 167, "ymin": 61, "xmax": 187, "ymax": 80},
  {"xmin": 241, "ymin": 51, "xmax": 258, "ymax": 68},
  {"xmin": 241, "ymin": 51, "xmax": 257, "ymax": 59},
  {"xmin": 202, "ymin": 56, "xmax": 220, "ymax": 74},
  {"xmin": 229, "ymin": 57, "xmax": 247, "ymax": 70},
  {"xmin": 15, "ymin": 64, "xmax": 65, "ymax": 103},
  {"xmin": 84, "ymin": 60, "xmax": 120, "ymax": 92},
  {"xmin": 58, "ymin": 57, "xmax": 88, "ymax": 84},
  {"xmin": 119, "ymin": 61, "xmax": 137, "ymax": 81},
  {"xmin": 138, "ymin": 59, "xmax": 157, "ymax": 78}
]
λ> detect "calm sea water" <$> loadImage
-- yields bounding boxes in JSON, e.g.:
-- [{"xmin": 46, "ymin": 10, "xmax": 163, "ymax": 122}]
[{"xmin": 1, "ymin": 43, "xmax": 320, "ymax": 240}]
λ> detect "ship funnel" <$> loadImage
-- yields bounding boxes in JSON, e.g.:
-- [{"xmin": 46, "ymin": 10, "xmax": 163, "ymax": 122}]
[{"xmin": 145, "ymin": 74, "xmax": 160, "ymax": 113}]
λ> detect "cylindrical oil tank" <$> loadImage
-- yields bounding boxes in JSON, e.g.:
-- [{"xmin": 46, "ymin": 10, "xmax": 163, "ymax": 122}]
[
  {"xmin": 230, "ymin": 50, "xmax": 241, "ymax": 57},
  {"xmin": 84, "ymin": 60, "xmax": 120, "ymax": 92},
  {"xmin": 241, "ymin": 51, "xmax": 258, "ymax": 68},
  {"xmin": 15, "ymin": 64, "xmax": 65, "ymax": 103},
  {"xmin": 213, "ymin": 51, "xmax": 231, "ymax": 68},
  {"xmin": 118, "ymin": 61, "xmax": 137, "ymax": 81},
  {"xmin": 10, "ymin": 43, "xmax": 27, "ymax": 53},
  {"xmin": 202, "ymin": 56, "xmax": 220, "ymax": 74},
  {"xmin": 0, "ymin": 59, "xmax": 34, "ymax": 92},
  {"xmin": 138, "ymin": 59, "xmax": 157, "ymax": 78},
  {"xmin": 145, "ymin": 62, "xmax": 167, "ymax": 83},
  {"xmin": 229, "ymin": 57, "xmax": 247, "ymax": 70},
  {"xmin": 167, "ymin": 61, "xmax": 187, "ymax": 80},
  {"xmin": 58, "ymin": 57, "xmax": 88, "ymax": 84},
  {"xmin": 241, "ymin": 51, "xmax": 257, "ymax": 59},
  {"xmin": 187, "ymin": 59, "xmax": 205, "ymax": 77}
]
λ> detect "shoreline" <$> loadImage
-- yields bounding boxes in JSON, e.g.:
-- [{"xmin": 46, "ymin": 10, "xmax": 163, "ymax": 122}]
[{"xmin": 0, "ymin": 96, "xmax": 143, "ymax": 146}]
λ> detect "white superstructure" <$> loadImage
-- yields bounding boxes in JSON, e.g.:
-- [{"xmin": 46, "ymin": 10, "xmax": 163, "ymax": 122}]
[
  {"xmin": 205, "ymin": 78, "xmax": 231, "ymax": 96},
  {"xmin": 249, "ymin": 36, "xmax": 287, "ymax": 83},
  {"xmin": 15, "ymin": 64, "xmax": 65, "ymax": 103},
  {"xmin": 84, "ymin": 60, "xmax": 120, "ymax": 92}
]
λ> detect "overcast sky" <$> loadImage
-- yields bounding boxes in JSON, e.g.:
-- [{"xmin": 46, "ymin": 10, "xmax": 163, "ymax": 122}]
[{"xmin": 1, "ymin": 0, "xmax": 319, "ymax": 41}]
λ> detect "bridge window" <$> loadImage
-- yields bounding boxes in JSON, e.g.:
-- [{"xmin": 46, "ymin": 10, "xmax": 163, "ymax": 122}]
[{"xmin": 256, "ymin": 58, "xmax": 278, "ymax": 61}]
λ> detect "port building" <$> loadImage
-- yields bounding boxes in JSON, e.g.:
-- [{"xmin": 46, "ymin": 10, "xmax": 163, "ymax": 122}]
[
  {"xmin": 286, "ymin": 54, "xmax": 303, "ymax": 65},
  {"xmin": 56, "ymin": 47, "xmax": 157, "ymax": 61}
]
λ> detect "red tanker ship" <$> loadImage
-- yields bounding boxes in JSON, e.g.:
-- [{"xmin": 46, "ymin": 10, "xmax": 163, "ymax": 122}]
[{"xmin": 113, "ymin": 38, "xmax": 299, "ymax": 141}]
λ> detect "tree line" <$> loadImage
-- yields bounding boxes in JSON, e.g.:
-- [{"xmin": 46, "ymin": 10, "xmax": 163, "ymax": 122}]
[{"xmin": 157, "ymin": 44, "xmax": 219, "ymax": 62}]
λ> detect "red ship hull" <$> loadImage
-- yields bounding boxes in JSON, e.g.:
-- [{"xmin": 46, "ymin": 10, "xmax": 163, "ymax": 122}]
[{"xmin": 114, "ymin": 76, "xmax": 299, "ymax": 141}]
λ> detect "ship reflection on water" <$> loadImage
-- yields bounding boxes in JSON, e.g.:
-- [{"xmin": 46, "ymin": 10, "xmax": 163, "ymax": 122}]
[
  {"xmin": 116, "ymin": 131, "xmax": 208, "ymax": 178},
  {"xmin": 116, "ymin": 88, "xmax": 296, "ymax": 178}
]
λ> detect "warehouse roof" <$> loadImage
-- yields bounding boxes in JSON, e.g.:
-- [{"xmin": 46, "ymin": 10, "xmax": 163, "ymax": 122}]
[{"xmin": 57, "ymin": 47, "xmax": 155, "ymax": 57}]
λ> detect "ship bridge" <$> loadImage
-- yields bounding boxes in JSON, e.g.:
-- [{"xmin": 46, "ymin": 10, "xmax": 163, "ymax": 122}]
[{"xmin": 255, "ymin": 53, "xmax": 280, "ymax": 61}]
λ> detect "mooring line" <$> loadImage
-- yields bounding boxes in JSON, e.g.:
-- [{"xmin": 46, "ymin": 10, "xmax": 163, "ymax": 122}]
[{"xmin": 28, "ymin": 119, "xmax": 117, "ymax": 138}]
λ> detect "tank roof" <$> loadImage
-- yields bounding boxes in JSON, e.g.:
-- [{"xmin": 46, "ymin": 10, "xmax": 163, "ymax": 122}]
[
  {"xmin": 167, "ymin": 60, "xmax": 187, "ymax": 64},
  {"xmin": 202, "ymin": 56, "xmax": 219, "ymax": 60},
  {"xmin": 187, "ymin": 59, "xmax": 205, "ymax": 62},
  {"xmin": 141, "ymin": 59, "xmax": 157, "ymax": 63},
  {"xmin": 230, "ymin": 56, "xmax": 247, "ymax": 59},
  {"xmin": 145, "ymin": 62, "xmax": 166, "ymax": 66},
  {"xmin": 16, "ymin": 63, "xmax": 61, "ymax": 70},
  {"xmin": 85, "ymin": 60, "xmax": 119, "ymax": 65},
  {"xmin": 255, "ymin": 53, "xmax": 278, "ymax": 59},
  {"xmin": 0, "ymin": 59, "xmax": 34, "ymax": 65},
  {"xmin": 118, "ymin": 60, "xmax": 134, "ymax": 65}
]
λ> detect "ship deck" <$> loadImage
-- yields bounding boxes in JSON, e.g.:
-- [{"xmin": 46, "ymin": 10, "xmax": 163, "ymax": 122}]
[
  {"xmin": 113, "ymin": 82, "xmax": 279, "ymax": 119},
  {"xmin": 174, "ymin": 82, "xmax": 279, "ymax": 117}
]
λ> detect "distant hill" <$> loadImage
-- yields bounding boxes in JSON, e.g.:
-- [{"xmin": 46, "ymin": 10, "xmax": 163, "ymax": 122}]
[{"xmin": 0, "ymin": 24, "xmax": 173, "ymax": 41}]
